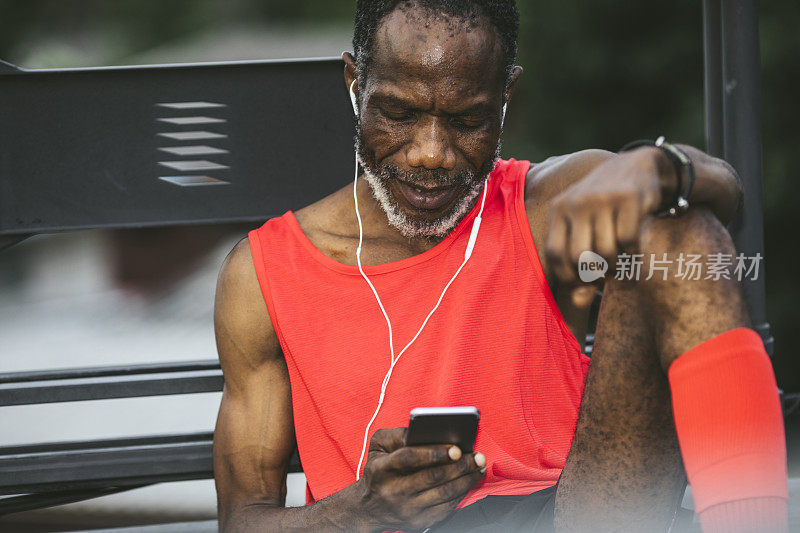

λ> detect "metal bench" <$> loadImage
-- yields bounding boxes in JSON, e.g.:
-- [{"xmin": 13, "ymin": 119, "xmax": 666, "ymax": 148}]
[
  {"xmin": 0, "ymin": 55, "xmax": 352, "ymax": 516},
  {"xmin": 0, "ymin": 360, "xmax": 304, "ymax": 515}
]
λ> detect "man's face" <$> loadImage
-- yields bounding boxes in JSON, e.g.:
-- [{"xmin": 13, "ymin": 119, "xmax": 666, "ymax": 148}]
[{"xmin": 355, "ymin": 7, "xmax": 508, "ymax": 239}]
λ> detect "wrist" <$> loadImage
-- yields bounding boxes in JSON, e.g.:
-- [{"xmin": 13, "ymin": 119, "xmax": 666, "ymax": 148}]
[
  {"xmin": 645, "ymin": 145, "xmax": 681, "ymax": 212},
  {"xmin": 341, "ymin": 479, "xmax": 383, "ymax": 533},
  {"xmin": 619, "ymin": 137, "xmax": 693, "ymax": 216},
  {"xmin": 623, "ymin": 146, "xmax": 678, "ymax": 214}
]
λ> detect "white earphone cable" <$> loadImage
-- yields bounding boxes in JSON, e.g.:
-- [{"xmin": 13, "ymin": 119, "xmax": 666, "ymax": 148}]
[
  {"xmin": 352, "ymin": 157, "xmax": 490, "ymax": 480},
  {"xmin": 352, "ymin": 157, "xmax": 396, "ymax": 366}
]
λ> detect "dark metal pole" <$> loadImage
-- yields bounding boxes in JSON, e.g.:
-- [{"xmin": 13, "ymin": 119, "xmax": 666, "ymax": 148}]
[
  {"xmin": 719, "ymin": 0, "xmax": 773, "ymax": 355},
  {"xmin": 703, "ymin": 0, "xmax": 724, "ymax": 158}
]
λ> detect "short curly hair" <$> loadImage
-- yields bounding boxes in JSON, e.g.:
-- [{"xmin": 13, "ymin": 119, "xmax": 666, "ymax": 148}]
[{"xmin": 353, "ymin": 0, "xmax": 519, "ymax": 93}]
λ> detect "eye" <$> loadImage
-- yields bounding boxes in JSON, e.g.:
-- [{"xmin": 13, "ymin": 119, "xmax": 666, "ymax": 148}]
[
  {"xmin": 450, "ymin": 116, "xmax": 485, "ymax": 130},
  {"xmin": 379, "ymin": 106, "xmax": 416, "ymax": 122}
]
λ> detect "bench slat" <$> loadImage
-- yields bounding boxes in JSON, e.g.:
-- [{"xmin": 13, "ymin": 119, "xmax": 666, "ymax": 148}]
[{"xmin": 0, "ymin": 432, "xmax": 301, "ymax": 496}]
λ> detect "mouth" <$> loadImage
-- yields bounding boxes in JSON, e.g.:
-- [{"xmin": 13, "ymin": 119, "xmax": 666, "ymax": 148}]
[{"xmin": 395, "ymin": 180, "xmax": 459, "ymax": 211}]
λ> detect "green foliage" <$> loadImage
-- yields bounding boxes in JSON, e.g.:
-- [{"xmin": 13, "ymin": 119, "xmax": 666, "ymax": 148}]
[{"xmin": 507, "ymin": 0, "xmax": 705, "ymax": 158}]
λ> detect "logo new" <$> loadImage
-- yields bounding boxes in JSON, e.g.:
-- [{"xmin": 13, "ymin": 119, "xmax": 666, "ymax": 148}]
[{"xmin": 578, "ymin": 251, "xmax": 608, "ymax": 283}]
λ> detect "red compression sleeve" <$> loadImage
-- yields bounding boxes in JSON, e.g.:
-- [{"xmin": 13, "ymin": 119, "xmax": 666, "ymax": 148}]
[{"xmin": 668, "ymin": 327, "xmax": 788, "ymax": 533}]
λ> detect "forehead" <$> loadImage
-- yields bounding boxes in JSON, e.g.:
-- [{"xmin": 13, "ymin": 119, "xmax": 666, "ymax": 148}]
[{"xmin": 368, "ymin": 6, "xmax": 506, "ymax": 99}]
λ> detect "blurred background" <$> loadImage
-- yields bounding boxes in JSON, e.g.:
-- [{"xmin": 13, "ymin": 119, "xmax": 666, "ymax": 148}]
[{"xmin": 0, "ymin": 0, "xmax": 797, "ymax": 531}]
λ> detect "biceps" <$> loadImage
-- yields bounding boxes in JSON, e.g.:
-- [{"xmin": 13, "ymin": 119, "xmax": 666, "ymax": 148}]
[{"xmin": 213, "ymin": 360, "xmax": 295, "ymax": 512}]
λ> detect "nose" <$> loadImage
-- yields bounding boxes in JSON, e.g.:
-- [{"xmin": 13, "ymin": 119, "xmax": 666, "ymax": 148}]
[{"xmin": 405, "ymin": 116, "xmax": 456, "ymax": 170}]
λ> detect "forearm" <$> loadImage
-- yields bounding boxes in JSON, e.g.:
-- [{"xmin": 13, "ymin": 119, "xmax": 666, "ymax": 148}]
[
  {"xmin": 643, "ymin": 144, "xmax": 743, "ymax": 225},
  {"xmin": 221, "ymin": 483, "xmax": 378, "ymax": 533},
  {"xmin": 680, "ymin": 144, "xmax": 743, "ymax": 224},
  {"xmin": 541, "ymin": 144, "xmax": 745, "ymax": 293}
]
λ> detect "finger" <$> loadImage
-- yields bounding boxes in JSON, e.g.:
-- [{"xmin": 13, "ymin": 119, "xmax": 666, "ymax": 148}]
[
  {"xmin": 546, "ymin": 210, "xmax": 575, "ymax": 284},
  {"xmin": 409, "ymin": 496, "xmax": 464, "ymax": 531},
  {"xmin": 571, "ymin": 286, "xmax": 597, "ymax": 309},
  {"xmin": 384, "ymin": 444, "xmax": 458, "ymax": 474},
  {"xmin": 545, "ymin": 207, "xmax": 568, "ymax": 267},
  {"xmin": 369, "ymin": 427, "xmax": 407, "ymax": 454},
  {"xmin": 411, "ymin": 463, "xmax": 484, "ymax": 510},
  {"xmin": 639, "ymin": 173, "xmax": 662, "ymax": 215},
  {"xmin": 403, "ymin": 452, "xmax": 485, "ymax": 495},
  {"xmin": 593, "ymin": 208, "xmax": 617, "ymax": 261},
  {"xmin": 568, "ymin": 212, "xmax": 593, "ymax": 270},
  {"xmin": 616, "ymin": 201, "xmax": 641, "ymax": 251}
]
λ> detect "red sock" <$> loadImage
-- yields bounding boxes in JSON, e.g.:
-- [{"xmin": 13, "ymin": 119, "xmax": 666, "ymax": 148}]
[{"xmin": 668, "ymin": 327, "xmax": 788, "ymax": 533}]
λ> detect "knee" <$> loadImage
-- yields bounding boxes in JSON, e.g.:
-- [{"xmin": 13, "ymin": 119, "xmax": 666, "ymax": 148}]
[
  {"xmin": 611, "ymin": 207, "xmax": 738, "ymax": 298},
  {"xmin": 633, "ymin": 207, "xmax": 739, "ymax": 296},
  {"xmin": 611, "ymin": 207, "xmax": 750, "ymax": 368},
  {"xmin": 638, "ymin": 206, "xmax": 734, "ymax": 262}
]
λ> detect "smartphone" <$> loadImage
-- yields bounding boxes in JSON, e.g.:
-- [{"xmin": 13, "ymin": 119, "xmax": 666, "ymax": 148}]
[{"xmin": 405, "ymin": 406, "xmax": 480, "ymax": 453}]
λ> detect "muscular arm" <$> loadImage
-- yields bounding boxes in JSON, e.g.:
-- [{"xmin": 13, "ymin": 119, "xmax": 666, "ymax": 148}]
[
  {"xmin": 524, "ymin": 145, "xmax": 743, "ymax": 329},
  {"xmin": 213, "ymin": 237, "xmax": 365, "ymax": 531}
]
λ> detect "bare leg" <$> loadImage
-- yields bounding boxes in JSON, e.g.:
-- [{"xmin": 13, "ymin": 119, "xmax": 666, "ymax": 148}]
[{"xmin": 554, "ymin": 208, "xmax": 751, "ymax": 532}]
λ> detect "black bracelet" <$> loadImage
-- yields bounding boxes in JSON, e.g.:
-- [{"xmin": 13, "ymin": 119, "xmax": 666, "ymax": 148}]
[{"xmin": 619, "ymin": 136, "xmax": 695, "ymax": 216}]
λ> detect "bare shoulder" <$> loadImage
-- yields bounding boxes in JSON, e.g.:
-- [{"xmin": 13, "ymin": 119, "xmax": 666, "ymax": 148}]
[
  {"xmin": 524, "ymin": 149, "xmax": 615, "ymax": 209},
  {"xmin": 214, "ymin": 236, "xmax": 282, "ymax": 369}
]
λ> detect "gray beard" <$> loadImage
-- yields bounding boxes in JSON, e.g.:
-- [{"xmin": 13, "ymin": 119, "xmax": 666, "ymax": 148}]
[{"xmin": 355, "ymin": 136, "xmax": 501, "ymax": 240}]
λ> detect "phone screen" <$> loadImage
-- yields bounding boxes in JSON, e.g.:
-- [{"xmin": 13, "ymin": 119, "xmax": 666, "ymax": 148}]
[{"xmin": 405, "ymin": 406, "xmax": 480, "ymax": 452}]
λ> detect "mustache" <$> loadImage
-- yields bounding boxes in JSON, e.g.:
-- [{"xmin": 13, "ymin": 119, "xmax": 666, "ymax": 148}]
[
  {"xmin": 380, "ymin": 164, "xmax": 476, "ymax": 189},
  {"xmin": 355, "ymin": 123, "xmax": 499, "ymax": 189}
]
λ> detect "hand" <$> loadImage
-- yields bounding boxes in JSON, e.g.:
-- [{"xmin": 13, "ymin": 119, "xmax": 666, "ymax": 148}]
[
  {"xmin": 545, "ymin": 148, "xmax": 672, "ymax": 307},
  {"xmin": 355, "ymin": 427, "xmax": 486, "ymax": 532}
]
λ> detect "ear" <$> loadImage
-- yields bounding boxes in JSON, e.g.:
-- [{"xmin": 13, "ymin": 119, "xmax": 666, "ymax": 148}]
[
  {"xmin": 503, "ymin": 65, "xmax": 524, "ymax": 106},
  {"xmin": 343, "ymin": 51, "xmax": 358, "ymax": 96}
]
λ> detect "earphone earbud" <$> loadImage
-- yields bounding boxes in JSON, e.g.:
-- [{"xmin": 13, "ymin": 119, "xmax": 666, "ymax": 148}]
[
  {"xmin": 501, "ymin": 102, "xmax": 507, "ymax": 129},
  {"xmin": 349, "ymin": 79, "xmax": 359, "ymax": 116}
]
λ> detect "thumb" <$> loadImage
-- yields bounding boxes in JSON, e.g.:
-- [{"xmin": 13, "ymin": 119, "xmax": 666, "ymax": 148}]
[
  {"xmin": 369, "ymin": 427, "xmax": 407, "ymax": 453},
  {"xmin": 571, "ymin": 285, "xmax": 597, "ymax": 309}
]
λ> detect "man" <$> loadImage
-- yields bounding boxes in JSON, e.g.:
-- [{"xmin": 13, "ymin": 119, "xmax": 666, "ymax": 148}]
[{"xmin": 213, "ymin": 1, "xmax": 788, "ymax": 531}]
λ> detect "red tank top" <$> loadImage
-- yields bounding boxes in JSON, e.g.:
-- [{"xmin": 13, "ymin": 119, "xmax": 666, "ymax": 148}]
[{"xmin": 248, "ymin": 158, "xmax": 590, "ymax": 509}]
